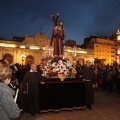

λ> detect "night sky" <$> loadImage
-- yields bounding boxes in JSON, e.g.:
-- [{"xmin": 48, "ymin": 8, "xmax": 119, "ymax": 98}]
[{"xmin": 0, "ymin": 0, "xmax": 120, "ymax": 45}]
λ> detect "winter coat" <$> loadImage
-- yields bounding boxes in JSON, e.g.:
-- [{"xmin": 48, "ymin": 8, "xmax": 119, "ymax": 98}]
[{"xmin": 0, "ymin": 83, "xmax": 20, "ymax": 120}]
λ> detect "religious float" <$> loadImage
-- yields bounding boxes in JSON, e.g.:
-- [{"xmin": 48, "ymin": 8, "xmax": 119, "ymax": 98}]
[
  {"xmin": 39, "ymin": 13, "xmax": 86, "ymax": 113},
  {"xmin": 42, "ymin": 13, "xmax": 77, "ymax": 81}
]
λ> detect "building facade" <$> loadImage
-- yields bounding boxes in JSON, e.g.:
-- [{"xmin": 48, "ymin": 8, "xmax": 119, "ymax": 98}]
[
  {"xmin": 0, "ymin": 33, "xmax": 94, "ymax": 65},
  {"xmin": 86, "ymin": 36, "xmax": 117, "ymax": 65}
]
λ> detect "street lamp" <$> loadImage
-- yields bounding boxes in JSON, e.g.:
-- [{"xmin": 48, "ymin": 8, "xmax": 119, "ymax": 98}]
[
  {"xmin": 116, "ymin": 29, "xmax": 120, "ymax": 40},
  {"xmin": 72, "ymin": 46, "xmax": 77, "ymax": 67},
  {"xmin": 72, "ymin": 46, "xmax": 77, "ymax": 60},
  {"xmin": 43, "ymin": 45, "xmax": 53, "ymax": 60},
  {"xmin": 91, "ymin": 58, "xmax": 94, "ymax": 65},
  {"xmin": 20, "ymin": 53, "xmax": 26, "ymax": 65}
]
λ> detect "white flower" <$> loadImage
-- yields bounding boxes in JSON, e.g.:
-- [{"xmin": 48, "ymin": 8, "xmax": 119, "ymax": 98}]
[{"xmin": 42, "ymin": 59, "xmax": 72, "ymax": 77}]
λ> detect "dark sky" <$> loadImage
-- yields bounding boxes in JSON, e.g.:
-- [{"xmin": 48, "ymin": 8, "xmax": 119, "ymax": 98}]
[{"xmin": 0, "ymin": 0, "xmax": 120, "ymax": 45}]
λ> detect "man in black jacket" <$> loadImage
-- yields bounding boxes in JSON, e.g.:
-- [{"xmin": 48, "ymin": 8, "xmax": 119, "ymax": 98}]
[
  {"xmin": 79, "ymin": 60, "xmax": 96, "ymax": 109},
  {"xmin": 22, "ymin": 63, "xmax": 44, "ymax": 115}
]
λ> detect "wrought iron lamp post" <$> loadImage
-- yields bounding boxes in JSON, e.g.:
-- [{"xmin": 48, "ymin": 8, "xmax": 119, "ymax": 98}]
[
  {"xmin": 72, "ymin": 46, "xmax": 77, "ymax": 67},
  {"xmin": 72, "ymin": 46, "xmax": 77, "ymax": 61},
  {"xmin": 43, "ymin": 45, "xmax": 53, "ymax": 60},
  {"xmin": 20, "ymin": 53, "xmax": 26, "ymax": 65}
]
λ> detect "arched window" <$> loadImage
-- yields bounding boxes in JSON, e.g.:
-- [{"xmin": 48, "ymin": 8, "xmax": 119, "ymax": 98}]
[
  {"xmin": 26, "ymin": 55, "xmax": 34, "ymax": 65},
  {"xmin": 3, "ymin": 54, "xmax": 13, "ymax": 63}
]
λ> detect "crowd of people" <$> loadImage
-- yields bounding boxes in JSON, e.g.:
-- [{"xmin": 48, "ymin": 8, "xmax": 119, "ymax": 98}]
[
  {"xmin": 75, "ymin": 61, "xmax": 120, "ymax": 109},
  {"xmin": 0, "ymin": 59, "xmax": 45, "ymax": 119},
  {"xmin": 1, "ymin": 57, "xmax": 120, "ymax": 119},
  {"xmin": 75, "ymin": 61, "xmax": 120, "ymax": 93},
  {"xmin": 0, "ymin": 60, "xmax": 20, "ymax": 120}
]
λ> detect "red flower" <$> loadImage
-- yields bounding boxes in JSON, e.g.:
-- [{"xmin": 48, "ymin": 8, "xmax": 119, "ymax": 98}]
[
  {"xmin": 60, "ymin": 72, "xmax": 64, "ymax": 74},
  {"xmin": 52, "ymin": 72, "xmax": 58, "ymax": 75},
  {"xmin": 61, "ymin": 66, "xmax": 63, "ymax": 69},
  {"xmin": 52, "ymin": 66, "xmax": 55, "ymax": 69}
]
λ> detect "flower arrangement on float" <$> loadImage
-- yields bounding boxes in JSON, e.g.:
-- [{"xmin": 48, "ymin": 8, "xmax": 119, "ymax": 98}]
[
  {"xmin": 50, "ymin": 59, "xmax": 72, "ymax": 77},
  {"xmin": 41, "ymin": 59, "xmax": 76, "ymax": 81}
]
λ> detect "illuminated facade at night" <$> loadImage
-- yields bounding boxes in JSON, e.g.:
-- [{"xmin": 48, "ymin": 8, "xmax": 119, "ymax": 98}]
[
  {"xmin": 86, "ymin": 37, "xmax": 117, "ymax": 65},
  {"xmin": 0, "ymin": 33, "xmax": 93, "ymax": 65}
]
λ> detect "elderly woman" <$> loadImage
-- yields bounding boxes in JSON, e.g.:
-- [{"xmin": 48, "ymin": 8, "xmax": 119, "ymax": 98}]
[{"xmin": 0, "ymin": 66, "xmax": 20, "ymax": 120}]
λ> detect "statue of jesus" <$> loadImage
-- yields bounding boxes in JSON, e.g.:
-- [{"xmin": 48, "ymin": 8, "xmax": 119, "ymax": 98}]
[{"xmin": 50, "ymin": 13, "xmax": 65, "ymax": 58}]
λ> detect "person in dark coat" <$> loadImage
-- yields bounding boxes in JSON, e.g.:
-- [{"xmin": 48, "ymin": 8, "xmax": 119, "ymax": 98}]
[
  {"xmin": 78, "ymin": 60, "xmax": 96, "ymax": 109},
  {"xmin": 22, "ymin": 63, "xmax": 44, "ymax": 116},
  {"xmin": 116, "ymin": 68, "xmax": 120, "ymax": 94},
  {"xmin": 106, "ymin": 66, "xmax": 114, "ymax": 93},
  {"xmin": 37, "ymin": 63, "xmax": 44, "ymax": 74},
  {"xmin": 75, "ymin": 61, "xmax": 82, "ymax": 80}
]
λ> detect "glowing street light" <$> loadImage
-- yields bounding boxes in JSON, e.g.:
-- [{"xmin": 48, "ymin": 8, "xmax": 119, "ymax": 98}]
[{"xmin": 20, "ymin": 53, "xmax": 26, "ymax": 65}]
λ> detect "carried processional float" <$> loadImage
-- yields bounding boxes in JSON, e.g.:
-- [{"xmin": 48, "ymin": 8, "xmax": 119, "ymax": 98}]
[{"xmin": 42, "ymin": 13, "xmax": 77, "ymax": 81}]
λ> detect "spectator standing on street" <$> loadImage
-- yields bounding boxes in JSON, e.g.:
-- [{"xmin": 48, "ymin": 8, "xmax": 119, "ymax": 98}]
[
  {"xmin": 79, "ymin": 60, "xmax": 96, "ymax": 109},
  {"xmin": 0, "ymin": 66, "xmax": 20, "ymax": 120},
  {"xmin": 22, "ymin": 63, "xmax": 44, "ymax": 116}
]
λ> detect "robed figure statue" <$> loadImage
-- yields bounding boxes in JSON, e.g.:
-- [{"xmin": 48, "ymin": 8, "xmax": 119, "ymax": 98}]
[{"xmin": 50, "ymin": 13, "xmax": 65, "ymax": 58}]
